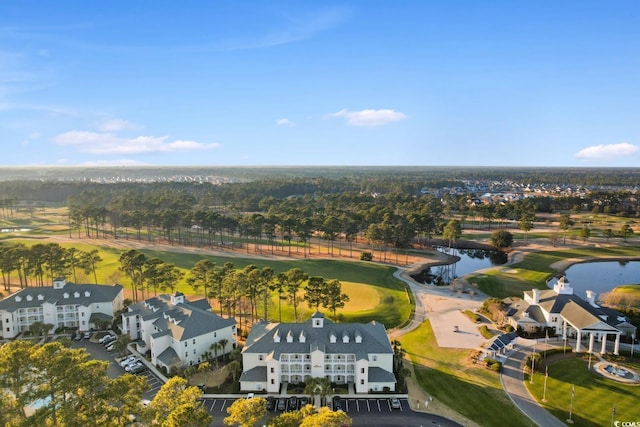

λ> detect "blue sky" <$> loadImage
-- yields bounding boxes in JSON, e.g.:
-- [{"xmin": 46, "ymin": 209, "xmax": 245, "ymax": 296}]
[{"xmin": 1, "ymin": 1, "xmax": 639, "ymax": 167}]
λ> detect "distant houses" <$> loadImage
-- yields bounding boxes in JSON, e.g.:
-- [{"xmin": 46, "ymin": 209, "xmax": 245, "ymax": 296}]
[
  {"xmin": 0, "ymin": 278, "xmax": 123, "ymax": 339},
  {"xmin": 240, "ymin": 312, "xmax": 396, "ymax": 393},
  {"xmin": 121, "ymin": 291, "xmax": 237, "ymax": 371}
]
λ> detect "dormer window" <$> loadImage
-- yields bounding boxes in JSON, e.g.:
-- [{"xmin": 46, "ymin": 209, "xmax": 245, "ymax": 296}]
[
  {"xmin": 84, "ymin": 291, "xmax": 91, "ymax": 297},
  {"xmin": 73, "ymin": 292, "xmax": 80, "ymax": 298},
  {"xmin": 286, "ymin": 330, "xmax": 293, "ymax": 343},
  {"xmin": 299, "ymin": 331, "xmax": 306, "ymax": 343},
  {"xmin": 329, "ymin": 333, "xmax": 337, "ymax": 343},
  {"xmin": 63, "ymin": 293, "xmax": 69, "ymax": 299},
  {"xmin": 355, "ymin": 331, "xmax": 362, "ymax": 343},
  {"xmin": 26, "ymin": 295, "xmax": 33, "ymax": 301},
  {"xmin": 274, "ymin": 330, "xmax": 281, "ymax": 343},
  {"xmin": 15, "ymin": 296, "xmax": 21, "ymax": 302},
  {"xmin": 342, "ymin": 333, "xmax": 349, "ymax": 343},
  {"xmin": 37, "ymin": 294, "xmax": 44, "ymax": 301}
]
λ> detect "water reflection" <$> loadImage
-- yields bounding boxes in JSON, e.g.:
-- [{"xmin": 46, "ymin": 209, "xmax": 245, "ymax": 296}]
[{"xmin": 411, "ymin": 247, "xmax": 508, "ymax": 286}]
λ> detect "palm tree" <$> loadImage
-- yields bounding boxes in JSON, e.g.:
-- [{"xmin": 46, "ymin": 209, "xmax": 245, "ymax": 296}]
[
  {"xmin": 219, "ymin": 338, "xmax": 229, "ymax": 362},
  {"xmin": 210, "ymin": 342, "xmax": 222, "ymax": 367}
]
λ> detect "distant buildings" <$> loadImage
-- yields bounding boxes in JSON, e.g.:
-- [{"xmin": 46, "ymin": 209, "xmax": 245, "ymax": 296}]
[
  {"xmin": 0, "ymin": 278, "xmax": 123, "ymax": 339},
  {"xmin": 121, "ymin": 292, "xmax": 237, "ymax": 371},
  {"xmin": 240, "ymin": 312, "xmax": 396, "ymax": 393},
  {"xmin": 506, "ymin": 276, "xmax": 637, "ymax": 354}
]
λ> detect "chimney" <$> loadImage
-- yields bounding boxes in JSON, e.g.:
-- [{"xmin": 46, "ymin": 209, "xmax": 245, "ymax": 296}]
[
  {"xmin": 585, "ymin": 290, "xmax": 599, "ymax": 308},
  {"xmin": 532, "ymin": 288, "xmax": 540, "ymax": 305}
]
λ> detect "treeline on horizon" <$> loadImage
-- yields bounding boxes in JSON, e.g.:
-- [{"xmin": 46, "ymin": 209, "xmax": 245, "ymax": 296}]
[
  {"xmin": 0, "ymin": 166, "xmax": 638, "ymax": 205},
  {"xmin": 0, "ymin": 169, "xmax": 634, "ymax": 258}
]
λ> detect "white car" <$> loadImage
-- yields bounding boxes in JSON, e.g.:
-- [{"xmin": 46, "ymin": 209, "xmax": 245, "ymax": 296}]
[
  {"xmin": 125, "ymin": 361, "xmax": 144, "ymax": 373},
  {"xmin": 120, "ymin": 356, "xmax": 138, "ymax": 367},
  {"xmin": 106, "ymin": 342, "xmax": 116, "ymax": 352},
  {"xmin": 99, "ymin": 334, "xmax": 115, "ymax": 344}
]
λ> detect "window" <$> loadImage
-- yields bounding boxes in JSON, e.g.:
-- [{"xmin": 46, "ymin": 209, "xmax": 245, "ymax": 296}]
[
  {"xmin": 193, "ymin": 349, "xmax": 196, "ymax": 355},
  {"xmin": 372, "ymin": 355, "xmax": 377, "ymax": 362},
  {"xmin": 185, "ymin": 352, "xmax": 188, "ymax": 358},
  {"xmin": 5, "ymin": 327, "xmax": 9, "ymax": 332},
  {"xmin": 271, "ymin": 379, "xmax": 275, "ymax": 384},
  {"xmin": 361, "ymin": 368, "xmax": 365, "ymax": 374},
  {"xmin": 360, "ymin": 379, "xmax": 364, "ymax": 385},
  {"xmin": 185, "ymin": 342, "xmax": 188, "ymax": 347},
  {"xmin": 4, "ymin": 318, "xmax": 8, "ymax": 323},
  {"xmin": 270, "ymin": 367, "xmax": 274, "ymax": 373},
  {"xmin": 81, "ymin": 312, "xmax": 85, "ymax": 317},
  {"xmin": 259, "ymin": 355, "xmax": 264, "ymax": 361},
  {"xmin": 214, "ymin": 332, "xmax": 217, "ymax": 337},
  {"xmin": 192, "ymin": 339, "xmax": 196, "ymax": 345}
]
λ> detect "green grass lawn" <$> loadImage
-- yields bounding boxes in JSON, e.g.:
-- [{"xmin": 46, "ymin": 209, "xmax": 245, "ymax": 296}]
[
  {"xmin": 468, "ymin": 246, "xmax": 640, "ymax": 298},
  {"xmin": 400, "ymin": 321, "xmax": 536, "ymax": 427},
  {"xmin": 6, "ymin": 239, "xmax": 412, "ymax": 328},
  {"xmin": 526, "ymin": 357, "xmax": 640, "ymax": 426}
]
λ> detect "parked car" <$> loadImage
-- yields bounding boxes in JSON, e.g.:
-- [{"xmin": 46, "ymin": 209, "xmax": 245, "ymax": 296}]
[
  {"xmin": 99, "ymin": 334, "xmax": 115, "ymax": 344},
  {"xmin": 83, "ymin": 331, "xmax": 92, "ymax": 339},
  {"xmin": 125, "ymin": 362, "xmax": 144, "ymax": 373},
  {"xmin": 102, "ymin": 336, "xmax": 117, "ymax": 346},
  {"xmin": 299, "ymin": 396, "xmax": 309, "ymax": 407},
  {"xmin": 266, "ymin": 396, "xmax": 275, "ymax": 411},
  {"xmin": 120, "ymin": 356, "xmax": 138, "ymax": 367},
  {"xmin": 288, "ymin": 395, "xmax": 298, "ymax": 411},
  {"xmin": 390, "ymin": 398, "xmax": 401, "ymax": 409},
  {"xmin": 277, "ymin": 398, "xmax": 286, "ymax": 411},
  {"xmin": 128, "ymin": 363, "xmax": 146, "ymax": 374},
  {"xmin": 332, "ymin": 396, "xmax": 342, "ymax": 411},
  {"xmin": 105, "ymin": 342, "xmax": 116, "ymax": 352}
]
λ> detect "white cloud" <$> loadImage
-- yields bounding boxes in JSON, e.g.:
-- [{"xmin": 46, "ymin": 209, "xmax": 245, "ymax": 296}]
[
  {"xmin": 276, "ymin": 118, "xmax": 294, "ymax": 127},
  {"xmin": 54, "ymin": 131, "xmax": 220, "ymax": 155},
  {"xmin": 575, "ymin": 142, "xmax": 639, "ymax": 159},
  {"xmin": 97, "ymin": 118, "xmax": 139, "ymax": 132},
  {"xmin": 327, "ymin": 108, "xmax": 407, "ymax": 127}
]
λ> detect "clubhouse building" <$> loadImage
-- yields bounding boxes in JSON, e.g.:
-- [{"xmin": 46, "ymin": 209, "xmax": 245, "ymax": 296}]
[
  {"xmin": 240, "ymin": 312, "xmax": 396, "ymax": 393},
  {"xmin": 507, "ymin": 276, "xmax": 637, "ymax": 354}
]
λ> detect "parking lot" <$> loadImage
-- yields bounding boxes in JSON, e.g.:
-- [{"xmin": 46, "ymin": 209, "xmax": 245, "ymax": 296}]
[{"xmin": 70, "ymin": 335, "xmax": 164, "ymax": 400}]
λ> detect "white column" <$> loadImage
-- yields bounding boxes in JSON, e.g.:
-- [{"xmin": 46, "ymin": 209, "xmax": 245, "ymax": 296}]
[
  {"xmin": 575, "ymin": 329, "xmax": 581, "ymax": 352},
  {"xmin": 588, "ymin": 333, "xmax": 595, "ymax": 353},
  {"xmin": 562, "ymin": 320, "xmax": 567, "ymax": 339},
  {"xmin": 614, "ymin": 334, "xmax": 620, "ymax": 355},
  {"xmin": 600, "ymin": 334, "xmax": 607, "ymax": 354}
]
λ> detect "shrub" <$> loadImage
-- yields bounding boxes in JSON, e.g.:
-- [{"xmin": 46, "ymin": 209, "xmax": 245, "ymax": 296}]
[
  {"xmin": 463, "ymin": 310, "xmax": 480, "ymax": 323},
  {"xmin": 360, "ymin": 251, "xmax": 373, "ymax": 261},
  {"xmin": 490, "ymin": 362, "xmax": 502, "ymax": 372},
  {"xmin": 479, "ymin": 325, "xmax": 494, "ymax": 339}
]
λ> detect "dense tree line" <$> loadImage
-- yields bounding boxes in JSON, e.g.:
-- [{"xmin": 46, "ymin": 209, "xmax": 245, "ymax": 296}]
[
  {"xmin": 117, "ymin": 250, "xmax": 349, "ymax": 327},
  {"xmin": 0, "ymin": 242, "xmax": 102, "ymax": 291}
]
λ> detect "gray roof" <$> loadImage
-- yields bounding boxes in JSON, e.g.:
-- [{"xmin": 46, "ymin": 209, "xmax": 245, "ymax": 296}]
[
  {"xmin": 126, "ymin": 294, "xmax": 235, "ymax": 342},
  {"xmin": 157, "ymin": 347, "xmax": 180, "ymax": 367},
  {"xmin": 516, "ymin": 286, "xmax": 635, "ymax": 334},
  {"xmin": 487, "ymin": 332, "xmax": 518, "ymax": 353},
  {"xmin": 239, "ymin": 366, "xmax": 267, "ymax": 382},
  {"xmin": 368, "ymin": 367, "xmax": 396, "ymax": 383},
  {"xmin": 242, "ymin": 313, "xmax": 393, "ymax": 360},
  {"xmin": 0, "ymin": 282, "xmax": 122, "ymax": 312}
]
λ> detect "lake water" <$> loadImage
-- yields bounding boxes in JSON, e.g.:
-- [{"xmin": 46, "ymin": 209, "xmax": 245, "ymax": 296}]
[
  {"xmin": 547, "ymin": 261, "xmax": 640, "ymax": 296},
  {"xmin": 411, "ymin": 247, "xmax": 507, "ymax": 285}
]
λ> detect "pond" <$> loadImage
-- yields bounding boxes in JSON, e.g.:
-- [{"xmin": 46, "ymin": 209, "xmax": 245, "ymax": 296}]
[
  {"xmin": 547, "ymin": 261, "xmax": 640, "ymax": 296},
  {"xmin": 411, "ymin": 247, "xmax": 508, "ymax": 285}
]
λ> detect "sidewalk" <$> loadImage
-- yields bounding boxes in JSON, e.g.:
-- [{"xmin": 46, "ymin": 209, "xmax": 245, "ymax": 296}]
[{"xmin": 500, "ymin": 340, "xmax": 566, "ymax": 427}]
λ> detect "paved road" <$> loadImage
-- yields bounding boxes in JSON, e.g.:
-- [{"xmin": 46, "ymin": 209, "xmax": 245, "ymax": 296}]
[{"xmin": 500, "ymin": 341, "xmax": 566, "ymax": 427}]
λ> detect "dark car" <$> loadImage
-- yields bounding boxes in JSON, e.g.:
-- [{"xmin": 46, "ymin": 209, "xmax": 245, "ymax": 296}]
[
  {"xmin": 332, "ymin": 396, "xmax": 342, "ymax": 411},
  {"xmin": 266, "ymin": 396, "xmax": 275, "ymax": 410},
  {"xmin": 288, "ymin": 395, "xmax": 298, "ymax": 411},
  {"xmin": 299, "ymin": 396, "xmax": 309, "ymax": 407},
  {"xmin": 277, "ymin": 398, "xmax": 286, "ymax": 411}
]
